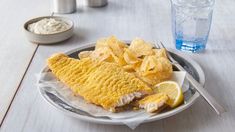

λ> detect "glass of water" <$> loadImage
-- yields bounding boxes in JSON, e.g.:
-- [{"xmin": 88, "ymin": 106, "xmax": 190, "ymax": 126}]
[{"xmin": 171, "ymin": 0, "xmax": 215, "ymax": 52}]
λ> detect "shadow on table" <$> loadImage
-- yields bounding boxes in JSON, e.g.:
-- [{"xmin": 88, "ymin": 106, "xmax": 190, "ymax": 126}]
[{"xmin": 38, "ymin": 26, "xmax": 89, "ymax": 47}]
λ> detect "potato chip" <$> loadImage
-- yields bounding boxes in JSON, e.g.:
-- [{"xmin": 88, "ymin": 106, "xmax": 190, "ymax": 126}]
[
  {"xmin": 139, "ymin": 75, "xmax": 161, "ymax": 86},
  {"xmin": 90, "ymin": 47, "xmax": 114, "ymax": 62},
  {"xmin": 111, "ymin": 54, "xmax": 127, "ymax": 66},
  {"xmin": 138, "ymin": 57, "xmax": 173, "ymax": 85},
  {"xmin": 137, "ymin": 70, "xmax": 172, "ymax": 86},
  {"xmin": 153, "ymin": 57, "xmax": 172, "ymax": 73},
  {"xmin": 96, "ymin": 38, "xmax": 109, "ymax": 49},
  {"xmin": 141, "ymin": 56, "xmax": 172, "ymax": 73},
  {"xmin": 123, "ymin": 48, "xmax": 141, "ymax": 64},
  {"xmin": 107, "ymin": 36, "xmax": 127, "ymax": 57},
  {"xmin": 153, "ymin": 48, "xmax": 167, "ymax": 58},
  {"xmin": 140, "ymin": 56, "xmax": 157, "ymax": 73},
  {"xmin": 129, "ymin": 38, "xmax": 154, "ymax": 57},
  {"xmin": 83, "ymin": 36, "xmax": 173, "ymax": 86},
  {"xmin": 96, "ymin": 36, "xmax": 127, "ymax": 57},
  {"xmin": 123, "ymin": 65, "xmax": 136, "ymax": 72},
  {"xmin": 78, "ymin": 51, "xmax": 93, "ymax": 59}
]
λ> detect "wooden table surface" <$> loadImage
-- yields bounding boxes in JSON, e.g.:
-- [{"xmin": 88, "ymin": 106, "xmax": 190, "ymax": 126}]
[{"xmin": 1, "ymin": 0, "xmax": 235, "ymax": 131}]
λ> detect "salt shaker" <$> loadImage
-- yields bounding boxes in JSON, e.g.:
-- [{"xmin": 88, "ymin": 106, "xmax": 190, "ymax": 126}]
[
  {"xmin": 51, "ymin": 0, "xmax": 76, "ymax": 14},
  {"xmin": 85, "ymin": 0, "xmax": 108, "ymax": 7}
]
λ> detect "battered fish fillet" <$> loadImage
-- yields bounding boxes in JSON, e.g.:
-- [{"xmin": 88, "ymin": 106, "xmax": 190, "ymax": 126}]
[
  {"xmin": 139, "ymin": 93, "xmax": 168, "ymax": 113},
  {"xmin": 47, "ymin": 53, "xmax": 153, "ymax": 112}
]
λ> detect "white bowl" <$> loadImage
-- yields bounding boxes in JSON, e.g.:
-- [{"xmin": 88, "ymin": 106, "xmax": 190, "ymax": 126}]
[{"xmin": 24, "ymin": 16, "xmax": 74, "ymax": 44}]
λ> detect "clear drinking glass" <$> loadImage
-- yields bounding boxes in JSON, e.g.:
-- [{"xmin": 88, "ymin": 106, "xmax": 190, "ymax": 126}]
[{"xmin": 171, "ymin": 0, "xmax": 215, "ymax": 52}]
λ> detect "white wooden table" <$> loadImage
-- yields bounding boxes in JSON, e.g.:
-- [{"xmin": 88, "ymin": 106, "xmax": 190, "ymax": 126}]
[{"xmin": 1, "ymin": 0, "xmax": 235, "ymax": 131}]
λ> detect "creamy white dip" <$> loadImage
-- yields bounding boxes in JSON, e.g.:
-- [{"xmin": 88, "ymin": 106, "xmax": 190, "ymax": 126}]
[{"xmin": 27, "ymin": 18, "xmax": 70, "ymax": 34}]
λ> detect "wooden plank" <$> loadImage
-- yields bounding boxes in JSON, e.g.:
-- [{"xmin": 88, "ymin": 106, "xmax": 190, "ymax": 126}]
[
  {"xmin": 0, "ymin": 0, "xmax": 50, "ymax": 124},
  {"xmin": 2, "ymin": 0, "xmax": 235, "ymax": 131}
]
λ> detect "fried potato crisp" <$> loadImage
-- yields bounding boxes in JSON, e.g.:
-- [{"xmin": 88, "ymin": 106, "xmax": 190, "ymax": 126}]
[
  {"xmin": 78, "ymin": 36, "xmax": 173, "ymax": 86},
  {"xmin": 129, "ymin": 38, "xmax": 154, "ymax": 57}
]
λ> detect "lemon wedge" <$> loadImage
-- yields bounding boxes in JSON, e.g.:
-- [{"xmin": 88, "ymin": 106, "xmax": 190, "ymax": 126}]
[{"xmin": 154, "ymin": 81, "xmax": 184, "ymax": 108}]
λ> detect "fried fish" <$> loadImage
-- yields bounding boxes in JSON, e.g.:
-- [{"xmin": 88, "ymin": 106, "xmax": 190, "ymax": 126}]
[
  {"xmin": 47, "ymin": 53, "xmax": 153, "ymax": 112},
  {"xmin": 139, "ymin": 93, "xmax": 169, "ymax": 113}
]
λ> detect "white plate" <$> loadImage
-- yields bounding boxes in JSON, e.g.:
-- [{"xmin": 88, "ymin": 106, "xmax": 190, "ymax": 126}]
[{"xmin": 38, "ymin": 42, "xmax": 205, "ymax": 125}]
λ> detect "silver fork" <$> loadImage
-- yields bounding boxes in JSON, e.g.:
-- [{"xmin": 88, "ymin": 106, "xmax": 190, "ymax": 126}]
[{"xmin": 155, "ymin": 42, "xmax": 225, "ymax": 115}]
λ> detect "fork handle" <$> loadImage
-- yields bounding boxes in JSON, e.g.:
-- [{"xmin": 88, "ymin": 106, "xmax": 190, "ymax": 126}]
[{"xmin": 174, "ymin": 63, "xmax": 225, "ymax": 115}]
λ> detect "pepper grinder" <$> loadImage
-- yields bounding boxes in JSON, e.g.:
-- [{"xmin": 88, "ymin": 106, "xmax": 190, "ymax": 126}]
[
  {"xmin": 85, "ymin": 0, "xmax": 108, "ymax": 7},
  {"xmin": 51, "ymin": 0, "xmax": 77, "ymax": 14}
]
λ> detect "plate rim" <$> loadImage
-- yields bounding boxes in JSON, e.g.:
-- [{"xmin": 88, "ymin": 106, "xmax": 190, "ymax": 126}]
[{"xmin": 38, "ymin": 42, "xmax": 205, "ymax": 125}]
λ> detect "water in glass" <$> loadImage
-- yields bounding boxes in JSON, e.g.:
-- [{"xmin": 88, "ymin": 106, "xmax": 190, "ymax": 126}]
[{"xmin": 171, "ymin": 0, "xmax": 215, "ymax": 52}]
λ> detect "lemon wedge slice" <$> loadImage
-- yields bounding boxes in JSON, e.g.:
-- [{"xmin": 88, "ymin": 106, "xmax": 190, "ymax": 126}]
[{"xmin": 154, "ymin": 81, "xmax": 184, "ymax": 108}]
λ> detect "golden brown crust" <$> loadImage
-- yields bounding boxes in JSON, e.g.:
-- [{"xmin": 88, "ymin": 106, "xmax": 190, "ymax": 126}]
[{"xmin": 47, "ymin": 53, "xmax": 153, "ymax": 112}]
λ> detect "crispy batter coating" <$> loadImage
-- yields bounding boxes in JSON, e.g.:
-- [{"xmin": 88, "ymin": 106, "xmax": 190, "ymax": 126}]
[{"xmin": 47, "ymin": 53, "xmax": 153, "ymax": 112}]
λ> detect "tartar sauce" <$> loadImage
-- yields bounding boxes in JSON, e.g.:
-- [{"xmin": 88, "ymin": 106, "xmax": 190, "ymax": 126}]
[{"xmin": 27, "ymin": 18, "xmax": 70, "ymax": 34}]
